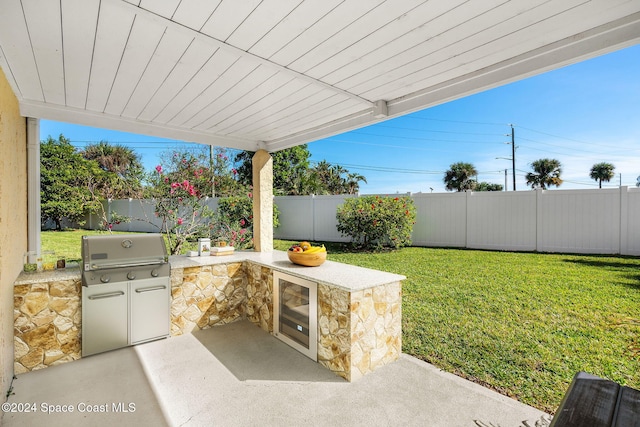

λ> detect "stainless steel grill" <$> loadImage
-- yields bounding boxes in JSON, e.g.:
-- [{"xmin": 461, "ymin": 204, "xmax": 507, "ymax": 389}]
[{"xmin": 81, "ymin": 234, "xmax": 170, "ymax": 357}]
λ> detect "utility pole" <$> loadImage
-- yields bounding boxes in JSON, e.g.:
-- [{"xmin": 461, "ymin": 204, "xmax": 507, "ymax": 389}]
[
  {"xmin": 504, "ymin": 169, "xmax": 508, "ymax": 191},
  {"xmin": 210, "ymin": 145, "xmax": 215, "ymax": 198},
  {"xmin": 510, "ymin": 124, "xmax": 516, "ymax": 191}
]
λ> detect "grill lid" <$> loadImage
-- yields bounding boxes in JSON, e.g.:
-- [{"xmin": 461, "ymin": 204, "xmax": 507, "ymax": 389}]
[{"xmin": 82, "ymin": 234, "xmax": 168, "ymax": 271}]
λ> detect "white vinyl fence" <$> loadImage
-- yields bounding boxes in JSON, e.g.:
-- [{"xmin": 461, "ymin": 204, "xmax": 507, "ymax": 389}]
[
  {"xmin": 82, "ymin": 197, "xmax": 219, "ymax": 233},
  {"xmin": 275, "ymin": 187, "xmax": 640, "ymax": 255},
  {"xmin": 79, "ymin": 187, "xmax": 640, "ymax": 256}
]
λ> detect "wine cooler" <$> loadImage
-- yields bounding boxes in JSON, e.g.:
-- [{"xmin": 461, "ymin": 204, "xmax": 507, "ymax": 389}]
[{"xmin": 273, "ymin": 271, "xmax": 317, "ymax": 361}]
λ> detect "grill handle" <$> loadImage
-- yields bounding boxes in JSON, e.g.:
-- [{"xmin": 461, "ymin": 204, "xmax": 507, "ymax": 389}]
[
  {"xmin": 87, "ymin": 259, "xmax": 166, "ymax": 271},
  {"xmin": 135, "ymin": 285, "xmax": 167, "ymax": 293},
  {"xmin": 88, "ymin": 291, "xmax": 125, "ymax": 300}
]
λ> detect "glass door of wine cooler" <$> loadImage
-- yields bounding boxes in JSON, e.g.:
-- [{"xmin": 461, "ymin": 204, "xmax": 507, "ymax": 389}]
[{"xmin": 273, "ymin": 271, "xmax": 317, "ymax": 361}]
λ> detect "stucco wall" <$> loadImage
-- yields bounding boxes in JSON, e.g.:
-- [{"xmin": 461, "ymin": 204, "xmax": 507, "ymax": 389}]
[{"xmin": 0, "ymin": 66, "xmax": 28, "ymax": 399}]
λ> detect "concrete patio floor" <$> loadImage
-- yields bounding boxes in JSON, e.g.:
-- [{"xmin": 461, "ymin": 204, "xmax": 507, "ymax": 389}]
[{"xmin": 3, "ymin": 320, "xmax": 549, "ymax": 427}]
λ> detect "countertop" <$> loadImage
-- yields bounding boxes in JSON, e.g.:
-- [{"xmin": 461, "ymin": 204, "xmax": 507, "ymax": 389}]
[
  {"xmin": 15, "ymin": 251, "xmax": 405, "ymax": 292},
  {"xmin": 171, "ymin": 250, "xmax": 405, "ymax": 291},
  {"xmin": 14, "ymin": 267, "xmax": 82, "ymax": 285}
]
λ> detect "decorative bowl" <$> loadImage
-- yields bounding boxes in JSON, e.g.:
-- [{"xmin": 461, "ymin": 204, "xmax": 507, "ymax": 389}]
[{"xmin": 287, "ymin": 250, "xmax": 327, "ymax": 267}]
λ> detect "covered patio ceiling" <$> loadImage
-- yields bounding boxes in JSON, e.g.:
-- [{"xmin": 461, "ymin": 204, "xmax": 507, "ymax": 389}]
[{"xmin": 1, "ymin": 0, "xmax": 639, "ymax": 153}]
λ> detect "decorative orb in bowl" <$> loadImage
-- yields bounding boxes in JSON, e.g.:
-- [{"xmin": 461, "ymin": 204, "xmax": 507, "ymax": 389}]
[{"xmin": 287, "ymin": 250, "xmax": 327, "ymax": 267}]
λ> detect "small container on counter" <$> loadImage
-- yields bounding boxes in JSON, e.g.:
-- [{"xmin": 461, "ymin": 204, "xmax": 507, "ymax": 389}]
[{"xmin": 198, "ymin": 238, "xmax": 211, "ymax": 256}]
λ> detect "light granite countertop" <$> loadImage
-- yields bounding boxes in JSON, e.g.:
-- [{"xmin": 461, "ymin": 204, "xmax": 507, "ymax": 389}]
[
  {"xmin": 14, "ymin": 267, "xmax": 82, "ymax": 285},
  {"xmin": 15, "ymin": 251, "xmax": 405, "ymax": 292},
  {"xmin": 170, "ymin": 250, "xmax": 405, "ymax": 292}
]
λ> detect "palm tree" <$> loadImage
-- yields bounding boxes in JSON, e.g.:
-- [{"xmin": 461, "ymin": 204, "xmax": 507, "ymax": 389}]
[
  {"xmin": 345, "ymin": 172, "xmax": 367, "ymax": 194},
  {"xmin": 311, "ymin": 161, "xmax": 352, "ymax": 194},
  {"xmin": 82, "ymin": 141, "xmax": 144, "ymax": 198},
  {"xmin": 443, "ymin": 162, "xmax": 477, "ymax": 192},
  {"xmin": 525, "ymin": 158, "xmax": 563, "ymax": 189},
  {"xmin": 82, "ymin": 141, "xmax": 142, "ymax": 178},
  {"xmin": 328, "ymin": 164, "xmax": 348, "ymax": 194},
  {"xmin": 589, "ymin": 162, "xmax": 615, "ymax": 188}
]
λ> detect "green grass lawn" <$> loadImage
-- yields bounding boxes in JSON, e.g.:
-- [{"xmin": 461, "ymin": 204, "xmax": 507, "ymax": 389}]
[
  {"xmin": 40, "ymin": 229, "xmax": 199, "ymax": 261},
  {"xmin": 276, "ymin": 240, "xmax": 640, "ymax": 414},
  {"xmin": 43, "ymin": 231, "xmax": 640, "ymax": 413},
  {"xmin": 40, "ymin": 229, "xmax": 133, "ymax": 261}
]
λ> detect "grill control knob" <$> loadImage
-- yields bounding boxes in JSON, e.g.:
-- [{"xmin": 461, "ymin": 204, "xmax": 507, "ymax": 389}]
[
  {"xmin": 150, "ymin": 269, "xmax": 159, "ymax": 278},
  {"xmin": 127, "ymin": 272, "xmax": 136, "ymax": 280},
  {"xmin": 100, "ymin": 275, "xmax": 110, "ymax": 283}
]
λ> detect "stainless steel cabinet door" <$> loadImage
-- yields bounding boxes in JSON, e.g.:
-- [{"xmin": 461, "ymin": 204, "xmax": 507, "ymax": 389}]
[
  {"xmin": 82, "ymin": 282, "xmax": 129, "ymax": 356},
  {"xmin": 130, "ymin": 277, "xmax": 170, "ymax": 344}
]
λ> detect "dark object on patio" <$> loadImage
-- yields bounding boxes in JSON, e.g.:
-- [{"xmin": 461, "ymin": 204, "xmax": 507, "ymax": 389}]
[{"xmin": 550, "ymin": 371, "xmax": 640, "ymax": 427}]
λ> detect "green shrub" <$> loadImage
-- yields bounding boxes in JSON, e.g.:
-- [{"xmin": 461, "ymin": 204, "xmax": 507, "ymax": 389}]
[
  {"xmin": 336, "ymin": 195, "xmax": 416, "ymax": 249},
  {"xmin": 212, "ymin": 191, "xmax": 279, "ymax": 249}
]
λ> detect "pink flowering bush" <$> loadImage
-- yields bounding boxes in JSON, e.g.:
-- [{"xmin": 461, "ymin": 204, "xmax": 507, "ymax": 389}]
[
  {"xmin": 336, "ymin": 195, "xmax": 416, "ymax": 250},
  {"xmin": 147, "ymin": 152, "xmax": 215, "ymax": 254}
]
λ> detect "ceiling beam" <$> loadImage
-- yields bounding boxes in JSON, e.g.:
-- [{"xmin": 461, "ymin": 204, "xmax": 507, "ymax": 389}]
[{"xmin": 20, "ymin": 99, "xmax": 261, "ymax": 151}]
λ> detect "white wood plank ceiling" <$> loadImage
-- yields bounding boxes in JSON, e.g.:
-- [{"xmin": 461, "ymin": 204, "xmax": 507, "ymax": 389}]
[{"xmin": 1, "ymin": 0, "xmax": 639, "ymax": 152}]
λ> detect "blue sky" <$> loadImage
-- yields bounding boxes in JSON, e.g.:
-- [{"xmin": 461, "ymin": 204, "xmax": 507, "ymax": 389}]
[{"xmin": 41, "ymin": 44, "xmax": 640, "ymax": 194}]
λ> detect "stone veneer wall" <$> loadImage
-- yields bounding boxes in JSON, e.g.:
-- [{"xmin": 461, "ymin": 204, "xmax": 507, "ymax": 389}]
[
  {"xmin": 170, "ymin": 263, "xmax": 246, "ymax": 335},
  {"xmin": 318, "ymin": 281, "xmax": 402, "ymax": 381},
  {"xmin": 15, "ymin": 261, "xmax": 402, "ymax": 382},
  {"xmin": 169, "ymin": 262, "xmax": 273, "ymax": 336},
  {"xmin": 317, "ymin": 284, "xmax": 351, "ymax": 379},
  {"xmin": 349, "ymin": 281, "xmax": 402, "ymax": 381},
  {"xmin": 13, "ymin": 280, "xmax": 82, "ymax": 373},
  {"xmin": 244, "ymin": 263, "xmax": 273, "ymax": 333}
]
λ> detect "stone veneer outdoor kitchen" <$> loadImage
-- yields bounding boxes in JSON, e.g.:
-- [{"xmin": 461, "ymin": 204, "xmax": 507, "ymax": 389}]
[{"xmin": 14, "ymin": 251, "xmax": 404, "ymax": 382}]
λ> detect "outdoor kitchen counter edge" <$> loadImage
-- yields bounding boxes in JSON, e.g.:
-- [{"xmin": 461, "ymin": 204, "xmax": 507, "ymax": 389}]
[
  {"xmin": 14, "ymin": 251, "xmax": 405, "ymax": 292},
  {"xmin": 14, "ymin": 267, "xmax": 82, "ymax": 285},
  {"xmin": 170, "ymin": 250, "xmax": 406, "ymax": 292}
]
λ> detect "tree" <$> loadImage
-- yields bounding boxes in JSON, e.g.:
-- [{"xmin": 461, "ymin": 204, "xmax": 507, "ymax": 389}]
[
  {"xmin": 235, "ymin": 145, "xmax": 312, "ymax": 195},
  {"xmin": 589, "ymin": 162, "xmax": 615, "ymax": 188},
  {"xmin": 234, "ymin": 146, "xmax": 367, "ymax": 195},
  {"xmin": 146, "ymin": 150, "xmax": 217, "ymax": 255},
  {"xmin": 526, "ymin": 158, "xmax": 563, "ymax": 189},
  {"xmin": 82, "ymin": 141, "xmax": 142, "ymax": 178},
  {"xmin": 210, "ymin": 147, "xmax": 245, "ymax": 197},
  {"xmin": 443, "ymin": 162, "xmax": 477, "ymax": 192},
  {"xmin": 81, "ymin": 141, "xmax": 144, "ymax": 199},
  {"xmin": 41, "ymin": 135, "xmax": 102, "ymax": 230},
  {"xmin": 308, "ymin": 161, "xmax": 367, "ymax": 195},
  {"xmin": 312, "ymin": 160, "xmax": 342, "ymax": 194},
  {"xmin": 345, "ymin": 172, "xmax": 367, "ymax": 194},
  {"xmin": 475, "ymin": 182, "xmax": 503, "ymax": 192}
]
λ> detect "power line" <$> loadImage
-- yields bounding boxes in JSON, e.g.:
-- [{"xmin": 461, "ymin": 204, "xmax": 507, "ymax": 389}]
[
  {"xmin": 404, "ymin": 115, "xmax": 507, "ymax": 126},
  {"xmin": 69, "ymin": 140, "xmax": 192, "ymax": 145},
  {"xmin": 372, "ymin": 123, "xmax": 504, "ymax": 137},
  {"xmin": 323, "ymin": 139, "xmax": 499, "ymax": 154},
  {"xmin": 310, "ymin": 160, "xmax": 443, "ymax": 175},
  {"xmin": 332, "ymin": 131, "xmax": 503, "ymax": 144},
  {"xmin": 516, "ymin": 136, "xmax": 639, "ymax": 156},
  {"xmin": 61, "ymin": 123, "xmax": 636, "ymax": 189},
  {"xmin": 514, "ymin": 125, "xmax": 626, "ymax": 150}
]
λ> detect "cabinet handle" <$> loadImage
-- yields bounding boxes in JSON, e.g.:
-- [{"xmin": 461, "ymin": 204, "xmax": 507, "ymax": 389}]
[
  {"xmin": 88, "ymin": 291, "xmax": 125, "ymax": 300},
  {"xmin": 135, "ymin": 285, "xmax": 167, "ymax": 293}
]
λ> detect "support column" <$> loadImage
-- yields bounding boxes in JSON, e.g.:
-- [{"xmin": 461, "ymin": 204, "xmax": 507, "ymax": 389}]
[
  {"xmin": 27, "ymin": 117, "xmax": 40, "ymax": 262},
  {"xmin": 252, "ymin": 149, "xmax": 273, "ymax": 252}
]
